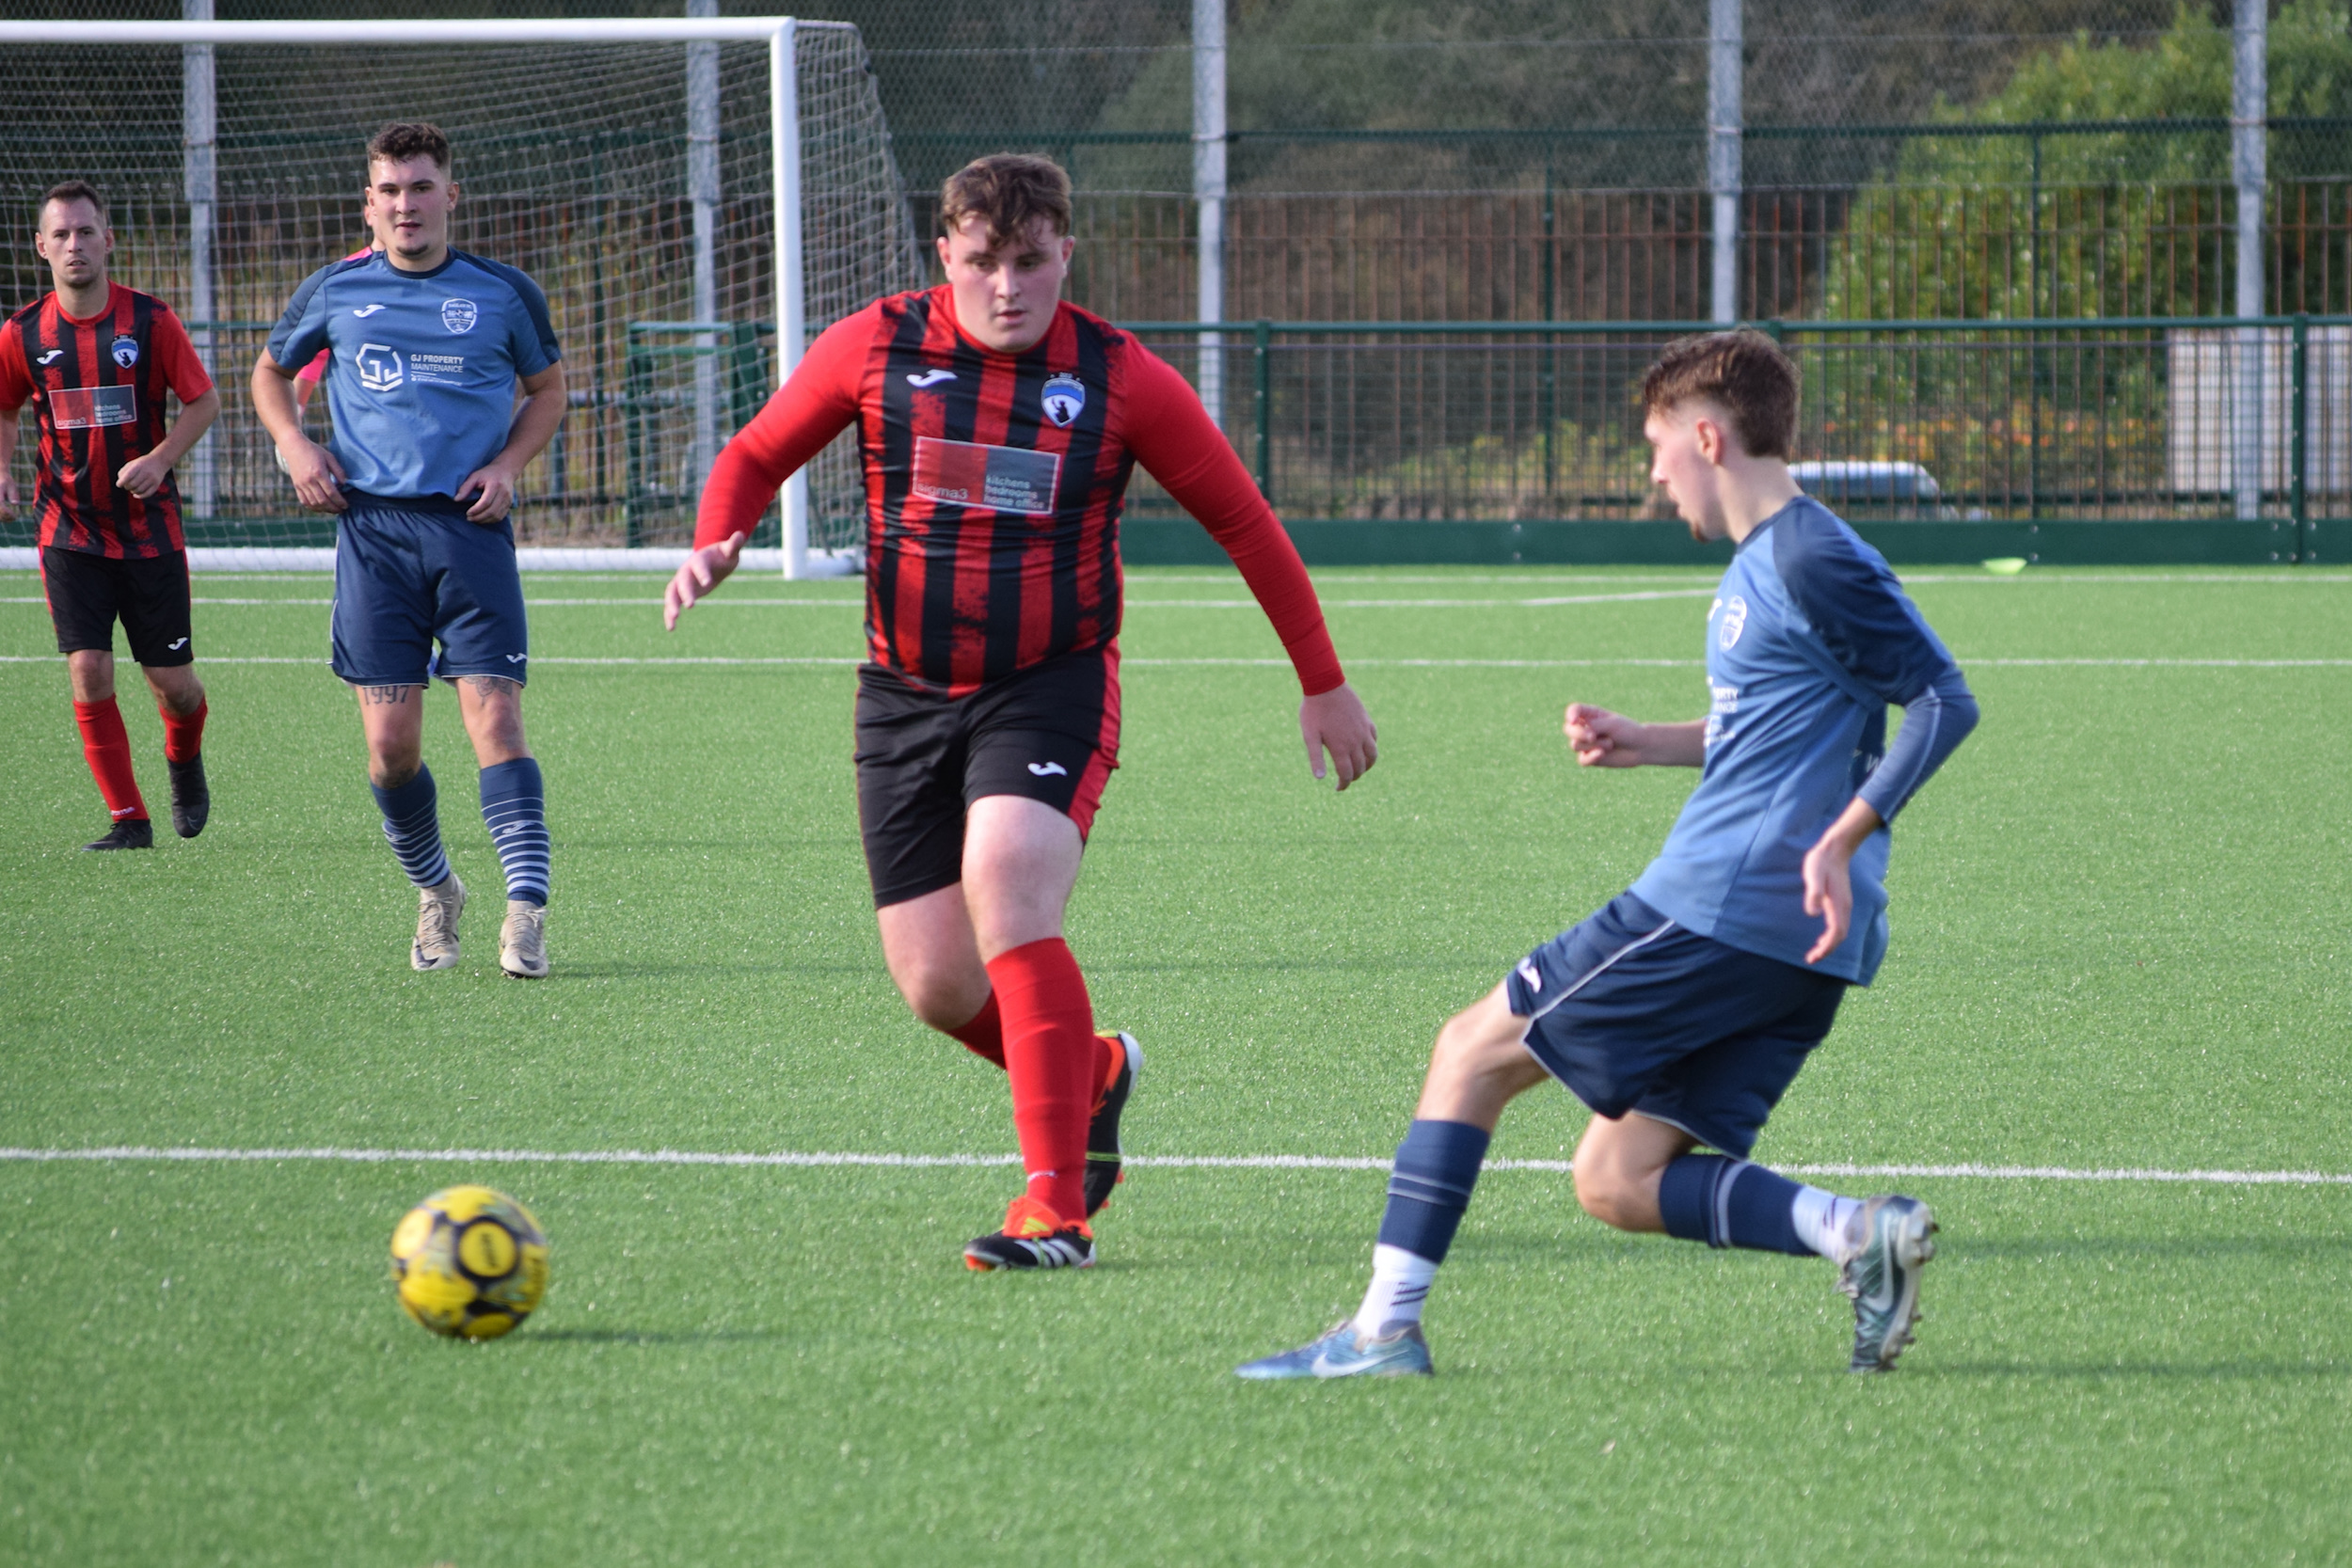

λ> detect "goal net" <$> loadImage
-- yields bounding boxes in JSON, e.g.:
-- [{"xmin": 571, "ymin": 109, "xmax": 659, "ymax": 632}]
[{"xmin": 0, "ymin": 20, "xmax": 924, "ymax": 564}]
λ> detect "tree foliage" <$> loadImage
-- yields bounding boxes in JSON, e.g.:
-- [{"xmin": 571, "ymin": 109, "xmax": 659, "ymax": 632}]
[{"xmin": 1824, "ymin": 0, "xmax": 2352, "ymax": 320}]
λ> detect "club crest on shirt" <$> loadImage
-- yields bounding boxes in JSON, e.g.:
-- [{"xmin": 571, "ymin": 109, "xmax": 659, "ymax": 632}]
[
  {"xmin": 440, "ymin": 298, "xmax": 479, "ymax": 334},
  {"xmin": 109, "ymin": 334, "xmax": 138, "ymax": 368},
  {"xmin": 1040, "ymin": 372, "xmax": 1086, "ymax": 428},
  {"xmin": 1718, "ymin": 594, "xmax": 1748, "ymax": 649}
]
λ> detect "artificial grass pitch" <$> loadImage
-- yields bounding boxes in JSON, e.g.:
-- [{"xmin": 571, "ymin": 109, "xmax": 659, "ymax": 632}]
[{"xmin": 3, "ymin": 565, "xmax": 2349, "ymax": 1564}]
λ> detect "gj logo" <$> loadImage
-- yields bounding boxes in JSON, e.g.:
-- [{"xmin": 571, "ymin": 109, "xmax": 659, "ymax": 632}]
[
  {"xmin": 1040, "ymin": 373, "xmax": 1086, "ymax": 428},
  {"xmin": 355, "ymin": 342, "xmax": 405, "ymax": 393},
  {"xmin": 1718, "ymin": 594, "xmax": 1748, "ymax": 650},
  {"xmin": 109, "ymin": 335, "xmax": 138, "ymax": 368},
  {"xmin": 440, "ymin": 298, "xmax": 478, "ymax": 334}
]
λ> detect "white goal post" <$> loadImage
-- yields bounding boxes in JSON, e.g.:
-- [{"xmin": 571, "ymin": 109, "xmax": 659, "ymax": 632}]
[{"xmin": 0, "ymin": 17, "xmax": 919, "ymax": 577}]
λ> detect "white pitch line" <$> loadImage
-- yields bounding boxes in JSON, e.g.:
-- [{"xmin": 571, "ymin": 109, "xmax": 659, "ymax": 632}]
[
  {"xmin": 3, "ymin": 1146, "xmax": 2347, "ymax": 1185},
  {"xmin": 3, "ymin": 591, "xmax": 1717, "ymax": 610},
  {"xmin": 10, "ymin": 654, "xmax": 2346, "ymax": 671}
]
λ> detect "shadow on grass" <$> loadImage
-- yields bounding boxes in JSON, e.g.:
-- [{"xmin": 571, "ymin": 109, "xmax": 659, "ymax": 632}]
[
  {"xmin": 1941, "ymin": 1234, "xmax": 2352, "ymax": 1260},
  {"xmin": 1925, "ymin": 1359, "xmax": 2352, "ymax": 1381},
  {"xmin": 526, "ymin": 1326, "xmax": 783, "ymax": 1346}
]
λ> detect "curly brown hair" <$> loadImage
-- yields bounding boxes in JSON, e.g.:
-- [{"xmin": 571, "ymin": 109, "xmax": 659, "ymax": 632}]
[
  {"xmin": 938, "ymin": 153, "xmax": 1072, "ymax": 246},
  {"xmin": 1639, "ymin": 329, "xmax": 1799, "ymax": 460}
]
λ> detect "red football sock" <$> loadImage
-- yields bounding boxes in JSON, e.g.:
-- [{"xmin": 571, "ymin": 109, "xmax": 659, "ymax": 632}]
[
  {"xmin": 72, "ymin": 698, "xmax": 148, "ymax": 821},
  {"xmin": 161, "ymin": 699, "xmax": 207, "ymax": 764},
  {"xmin": 985, "ymin": 937, "xmax": 1098, "ymax": 1227},
  {"xmin": 944, "ymin": 992, "xmax": 1006, "ymax": 1069}
]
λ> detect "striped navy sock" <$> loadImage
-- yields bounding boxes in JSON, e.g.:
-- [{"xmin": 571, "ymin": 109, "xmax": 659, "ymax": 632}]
[
  {"xmin": 372, "ymin": 766, "xmax": 452, "ymax": 889},
  {"xmin": 1375, "ymin": 1118, "xmax": 1491, "ymax": 1263},
  {"xmin": 1656, "ymin": 1154, "xmax": 1814, "ymax": 1256},
  {"xmin": 480, "ymin": 757, "xmax": 549, "ymax": 906}
]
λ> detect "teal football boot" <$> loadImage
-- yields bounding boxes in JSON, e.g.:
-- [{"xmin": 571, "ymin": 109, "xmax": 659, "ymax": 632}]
[
  {"xmin": 1840, "ymin": 1194, "xmax": 1937, "ymax": 1372},
  {"xmin": 1235, "ymin": 1320, "xmax": 1433, "ymax": 1380}
]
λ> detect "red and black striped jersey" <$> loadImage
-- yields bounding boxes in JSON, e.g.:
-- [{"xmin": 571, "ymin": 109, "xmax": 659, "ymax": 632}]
[
  {"xmin": 0, "ymin": 285, "xmax": 214, "ymax": 558},
  {"xmin": 698, "ymin": 287, "xmax": 1343, "ymax": 700}
]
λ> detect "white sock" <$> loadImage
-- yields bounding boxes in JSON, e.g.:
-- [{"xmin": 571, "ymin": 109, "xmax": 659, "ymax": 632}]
[
  {"xmin": 1353, "ymin": 1243, "xmax": 1438, "ymax": 1336},
  {"xmin": 1790, "ymin": 1186, "xmax": 1862, "ymax": 1261}
]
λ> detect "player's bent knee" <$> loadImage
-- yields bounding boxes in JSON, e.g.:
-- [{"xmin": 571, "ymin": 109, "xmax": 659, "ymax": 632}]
[
  {"xmin": 904, "ymin": 975, "xmax": 991, "ymax": 1034},
  {"xmin": 1572, "ymin": 1166, "xmax": 1637, "ymax": 1228},
  {"xmin": 1570, "ymin": 1141, "xmax": 1669, "ymax": 1232}
]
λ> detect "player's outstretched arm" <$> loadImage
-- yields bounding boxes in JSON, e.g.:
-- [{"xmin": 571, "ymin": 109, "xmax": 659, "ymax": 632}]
[
  {"xmin": 1301, "ymin": 682, "xmax": 1377, "ymax": 790},
  {"xmin": 252, "ymin": 351, "xmax": 347, "ymax": 514},
  {"xmin": 663, "ymin": 531, "xmax": 746, "ymax": 629},
  {"xmin": 665, "ymin": 309, "xmax": 869, "ymax": 631},
  {"xmin": 1564, "ymin": 704, "xmax": 1707, "ymax": 768},
  {"xmin": 1120, "ymin": 346, "xmax": 1376, "ymax": 788}
]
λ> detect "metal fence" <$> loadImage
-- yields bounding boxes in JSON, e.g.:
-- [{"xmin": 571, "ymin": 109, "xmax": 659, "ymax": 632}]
[
  {"xmin": 1120, "ymin": 317, "xmax": 2349, "ymax": 550},
  {"xmin": 17, "ymin": 313, "xmax": 2339, "ymax": 558}
]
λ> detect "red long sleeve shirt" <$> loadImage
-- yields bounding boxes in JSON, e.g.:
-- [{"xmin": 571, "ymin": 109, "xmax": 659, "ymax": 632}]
[{"xmin": 696, "ymin": 287, "xmax": 1343, "ymax": 700}]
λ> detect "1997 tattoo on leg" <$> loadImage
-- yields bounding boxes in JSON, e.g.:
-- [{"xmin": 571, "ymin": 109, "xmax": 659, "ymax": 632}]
[{"xmin": 361, "ymin": 685, "xmax": 414, "ymax": 705}]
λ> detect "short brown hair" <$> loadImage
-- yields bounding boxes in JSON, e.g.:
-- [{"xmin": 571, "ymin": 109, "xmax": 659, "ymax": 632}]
[
  {"xmin": 1640, "ymin": 329, "xmax": 1799, "ymax": 460},
  {"xmin": 38, "ymin": 180, "xmax": 106, "ymax": 228},
  {"xmin": 939, "ymin": 153, "xmax": 1072, "ymax": 246},
  {"xmin": 366, "ymin": 121, "xmax": 452, "ymax": 174}
]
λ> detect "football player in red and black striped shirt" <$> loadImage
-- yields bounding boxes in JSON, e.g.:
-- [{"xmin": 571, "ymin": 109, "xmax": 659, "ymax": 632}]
[
  {"xmin": 0, "ymin": 182, "xmax": 221, "ymax": 849},
  {"xmin": 667, "ymin": 155, "xmax": 1378, "ymax": 1271}
]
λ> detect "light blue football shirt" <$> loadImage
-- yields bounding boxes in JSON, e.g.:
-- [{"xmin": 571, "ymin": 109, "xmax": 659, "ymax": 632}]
[
  {"xmin": 1628, "ymin": 498, "xmax": 1974, "ymax": 985},
  {"xmin": 268, "ymin": 248, "xmax": 560, "ymax": 501}
]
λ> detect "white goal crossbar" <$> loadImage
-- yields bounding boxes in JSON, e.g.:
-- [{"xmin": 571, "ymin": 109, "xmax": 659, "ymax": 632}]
[{"xmin": 3, "ymin": 18, "xmax": 849, "ymax": 578}]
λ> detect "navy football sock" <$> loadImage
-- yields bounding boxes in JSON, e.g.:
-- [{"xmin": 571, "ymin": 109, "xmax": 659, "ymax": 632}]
[
  {"xmin": 1375, "ymin": 1119, "xmax": 1491, "ymax": 1264},
  {"xmin": 1657, "ymin": 1154, "xmax": 1814, "ymax": 1256},
  {"xmin": 373, "ymin": 767, "xmax": 452, "ymax": 889},
  {"xmin": 479, "ymin": 757, "xmax": 549, "ymax": 906}
]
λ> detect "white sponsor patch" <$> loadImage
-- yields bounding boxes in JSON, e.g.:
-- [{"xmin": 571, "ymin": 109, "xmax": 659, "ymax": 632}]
[
  {"xmin": 50, "ymin": 386, "xmax": 135, "ymax": 430},
  {"xmin": 909, "ymin": 436, "xmax": 1061, "ymax": 515}
]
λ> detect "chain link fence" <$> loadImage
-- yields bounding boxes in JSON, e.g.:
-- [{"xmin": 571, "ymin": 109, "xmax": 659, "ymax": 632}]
[{"xmin": 7, "ymin": 2, "xmax": 2350, "ymax": 553}]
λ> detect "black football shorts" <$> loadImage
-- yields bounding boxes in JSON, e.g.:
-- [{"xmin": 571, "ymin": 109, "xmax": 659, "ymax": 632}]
[
  {"xmin": 42, "ymin": 545, "xmax": 195, "ymax": 666},
  {"xmin": 852, "ymin": 647, "xmax": 1120, "ymax": 908}
]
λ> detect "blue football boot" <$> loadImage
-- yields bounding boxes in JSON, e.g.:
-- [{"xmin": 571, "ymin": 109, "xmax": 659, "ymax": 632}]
[
  {"xmin": 1840, "ymin": 1194, "xmax": 1937, "ymax": 1372},
  {"xmin": 1235, "ymin": 1320, "xmax": 1434, "ymax": 1380}
]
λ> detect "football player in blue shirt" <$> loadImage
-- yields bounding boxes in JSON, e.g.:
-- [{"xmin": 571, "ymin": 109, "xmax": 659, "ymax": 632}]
[
  {"xmin": 251, "ymin": 122, "xmax": 566, "ymax": 978},
  {"xmin": 1240, "ymin": 330, "xmax": 1979, "ymax": 1379}
]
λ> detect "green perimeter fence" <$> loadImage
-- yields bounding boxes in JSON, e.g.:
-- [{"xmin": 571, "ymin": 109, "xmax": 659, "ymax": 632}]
[{"xmin": 14, "ymin": 316, "xmax": 2344, "ymax": 566}]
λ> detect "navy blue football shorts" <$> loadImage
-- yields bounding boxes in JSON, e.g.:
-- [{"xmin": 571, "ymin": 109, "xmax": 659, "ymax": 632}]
[
  {"xmin": 1504, "ymin": 891, "xmax": 1848, "ymax": 1159},
  {"xmin": 331, "ymin": 492, "xmax": 529, "ymax": 689}
]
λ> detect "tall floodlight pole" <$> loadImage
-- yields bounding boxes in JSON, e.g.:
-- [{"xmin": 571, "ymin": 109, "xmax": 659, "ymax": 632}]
[
  {"xmin": 687, "ymin": 0, "xmax": 721, "ymax": 493},
  {"xmin": 1193, "ymin": 0, "xmax": 1226, "ymax": 427},
  {"xmin": 771, "ymin": 18, "xmax": 809, "ymax": 578},
  {"xmin": 183, "ymin": 0, "xmax": 216, "ymax": 520},
  {"xmin": 1708, "ymin": 0, "xmax": 1741, "ymax": 325},
  {"xmin": 2233, "ymin": 0, "xmax": 2267, "ymax": 522}
]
